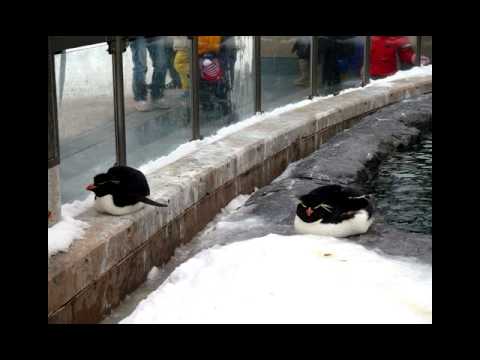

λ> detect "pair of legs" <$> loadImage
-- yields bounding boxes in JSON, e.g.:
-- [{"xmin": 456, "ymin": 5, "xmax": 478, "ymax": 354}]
[{"xmin": 130, "ymin": 36, "xmax": 169, "ymax": 102}]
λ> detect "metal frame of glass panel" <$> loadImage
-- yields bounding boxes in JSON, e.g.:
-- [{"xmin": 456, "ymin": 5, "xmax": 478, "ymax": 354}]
[
  {"xmin": 362, "ymin": 36, "xmax": 371, "ymax": 87},
  {"xmin": 416, "ymin": 36, "xmax": 422, "ymax": 66},
  {"xmin": 48, "ymin": 37, "xmax": 60, "ymax": 169},
  {"xmin": 190, "ymin": 36, "xmax": 201, "ymax": 140},
  {"xmin": 309, "ymin": 36, "xmax": 319, "ymax": 99},
  {"xmin": 107, "ymin": 36, "xmax": 128, "ymax": 166},
  {"xmin": 253, "ymin": 36, "xmax": 262, "ymax": 113}
]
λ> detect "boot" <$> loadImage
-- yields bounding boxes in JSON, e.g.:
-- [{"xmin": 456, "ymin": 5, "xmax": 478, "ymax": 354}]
[{"xmin": 294, "ymin": 59, "xmax": 310, "ymax": 87}]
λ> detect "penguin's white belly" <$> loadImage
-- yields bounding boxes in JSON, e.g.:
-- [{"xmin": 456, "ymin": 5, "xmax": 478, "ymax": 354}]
[
  {"xmin": 94, "ymin": 195, "xmax": 145, "ymax": 216},
  {"xmin": 294, "ymin": 210, "xmax": 373, "ymax": 238}
]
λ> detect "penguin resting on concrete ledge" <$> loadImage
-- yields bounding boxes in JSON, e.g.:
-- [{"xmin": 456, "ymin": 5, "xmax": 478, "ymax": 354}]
[
  {"xmin": 294, "ymin": 184, "xmax": 373, "ymax": 238},
  {"xmin": 86, "ymin": 165, "xmax": 168, "ymax": 216}
]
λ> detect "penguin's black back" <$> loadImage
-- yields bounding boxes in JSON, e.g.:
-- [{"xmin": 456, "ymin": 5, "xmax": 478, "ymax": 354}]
[
  {"xmin": 107, "ymin": 166, "xmax": 150, "ymax": 207},
  {"xmin": 298, "ymin": 185, "xmax": 373, "ymax": 223}
]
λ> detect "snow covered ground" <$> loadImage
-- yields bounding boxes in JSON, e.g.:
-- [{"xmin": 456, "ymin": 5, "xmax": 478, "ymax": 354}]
[{"xmin": 119, "ymin": 194, "xmax": 432, "ymax": 324}]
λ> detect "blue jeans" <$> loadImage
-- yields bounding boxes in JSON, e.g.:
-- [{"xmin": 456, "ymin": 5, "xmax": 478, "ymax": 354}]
[{"xmin": 130, "ymin": 36, "xmax": 168, "ymax": 101}]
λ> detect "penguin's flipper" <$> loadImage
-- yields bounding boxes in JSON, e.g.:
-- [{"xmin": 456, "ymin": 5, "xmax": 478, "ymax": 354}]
[{"xmin": 140, "ymin": 197, "xmax": 168, "ymax": 207}]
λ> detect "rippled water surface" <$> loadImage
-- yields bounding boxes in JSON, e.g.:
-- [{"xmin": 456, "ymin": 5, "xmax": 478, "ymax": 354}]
[{"xmin": 372, "ymin": 133, "xmax": 432, "ymax": 234}]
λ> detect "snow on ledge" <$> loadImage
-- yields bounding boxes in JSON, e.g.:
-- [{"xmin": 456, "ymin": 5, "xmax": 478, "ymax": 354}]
[{"xmin": 48, "ymin": 194, "xmax": 94, "ymax": 258}]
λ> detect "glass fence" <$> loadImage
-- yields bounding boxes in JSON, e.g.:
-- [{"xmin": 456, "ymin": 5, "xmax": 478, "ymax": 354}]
[
  {"xmin": 261, "ymin": 36, "xmax": 312, "ymax": 111},
  {"xmin": 54, "ymin": 42, "xmax": 117, "ymax": 204},
  {"xmin": 200, "ymin": 36, "xmax": 255, "ymax": 138},
  {"xmin": 122, "ymin": 36, "xmax": 192, "ymax": 170},
  {"xmin": 48, "ymin": 36, "xmax": 431, "ymax": 206}
]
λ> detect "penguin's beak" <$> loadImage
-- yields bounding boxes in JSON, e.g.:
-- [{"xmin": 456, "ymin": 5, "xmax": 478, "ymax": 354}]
[
  {"xmin": 86, "ymin": 184, "xmax": 96, "ymax": 191},
  {"xmin": 306, "ymin": 207, "xmax": 313, "ymax": 217}
]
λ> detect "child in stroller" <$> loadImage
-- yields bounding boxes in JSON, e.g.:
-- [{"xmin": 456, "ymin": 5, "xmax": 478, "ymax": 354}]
[{"xmin": 198, "ymin": 36, "xmax": 235, "ymax": 117}]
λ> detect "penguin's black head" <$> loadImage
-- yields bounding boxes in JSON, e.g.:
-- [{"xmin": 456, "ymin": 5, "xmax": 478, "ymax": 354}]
[
  {"xmin": 296, "ymin": 192, "xmax": 335, "ymax": 223},
  {"xmin": 86, "ymin": 173, "xmax": 121, "ymax": 197}
]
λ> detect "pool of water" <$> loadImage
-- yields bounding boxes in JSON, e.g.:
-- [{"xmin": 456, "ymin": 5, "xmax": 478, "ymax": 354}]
[{"xmin": 372, "ymin": 132, "xmax": 432, "ymax": 234}]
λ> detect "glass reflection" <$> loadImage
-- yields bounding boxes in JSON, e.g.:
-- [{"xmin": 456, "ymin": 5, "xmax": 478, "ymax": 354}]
[
  {"xmin": 55, "ymin": 43, "xmax": 116, "ymax": 204},
  {"xmin": 261, "ymin": 36, "xmax": 311, "ymax": 111},
  {"xmin": 123, "ymin": 36, "xmax": 192, "ymax": 169},
  {"xmin": 317, "ymin": 36, "xmax": 364, "ymax": 95},
  {"xmin": 199, "ymin": 36, "xmax": 254, "ymax": 137}
]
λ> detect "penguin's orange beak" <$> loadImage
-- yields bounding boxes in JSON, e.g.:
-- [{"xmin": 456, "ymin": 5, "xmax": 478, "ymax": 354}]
[
  {"xmin": 306, "ymin": 207, "xmax": 313, "ymax": 217},
  {"xmin": 86, "ymin": 184, "xmax": 96, "ymax": 191}
]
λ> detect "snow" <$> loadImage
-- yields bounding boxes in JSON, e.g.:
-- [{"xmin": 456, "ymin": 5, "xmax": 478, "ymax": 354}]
[
  {"xmin": 48, "ymin": 194, "xmax": 94, "ymax": 258},
  {"xmin": 147, "ymin": 266, "xmax": 161, "ymax": 281},
  {"xmin": 121, "ymin": 233, "xmax": 432, "ymax": 324}
]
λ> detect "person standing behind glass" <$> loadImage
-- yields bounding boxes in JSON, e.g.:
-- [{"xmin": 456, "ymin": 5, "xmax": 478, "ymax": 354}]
[
  {"xmin": 172, "ymin": 36, "xmax": 190, "ymax": 97},
  {"xmin": 369, "ymin": 36, "xmax": 430, "ymax": 79},
  {"xmin": 130, "ymin": 36, "xmax": 170, "ymax": 112},
  {"xmin": 292, "ymin": 36, "xmax": 311, "ymax": 87},
  {"xmin": 165, "ymin": 36, "xmax": 182, "ymax": 89}
]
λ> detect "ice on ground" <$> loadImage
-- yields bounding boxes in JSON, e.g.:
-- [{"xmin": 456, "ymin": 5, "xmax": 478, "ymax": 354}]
[{"xmin": 121, "ymin": 233, "xmax": 432, "ymax": 324}]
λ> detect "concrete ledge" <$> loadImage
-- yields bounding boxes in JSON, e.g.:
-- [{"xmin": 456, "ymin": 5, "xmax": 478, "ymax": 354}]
[{"xmin": 48, "ymin": 74, "xmax": 432, "ymax": 323}]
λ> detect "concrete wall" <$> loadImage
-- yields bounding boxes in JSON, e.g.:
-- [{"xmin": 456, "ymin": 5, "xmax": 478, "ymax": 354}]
[{"xmin": 48, "ymin": 72, "xmax": 432, "ymax": 323}]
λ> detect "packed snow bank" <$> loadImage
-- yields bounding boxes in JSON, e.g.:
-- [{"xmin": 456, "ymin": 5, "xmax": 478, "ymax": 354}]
[
  {"xmin": 48, "ymin": 194, "xmax": 94, "ymax": 258},
  {"xmin": 121, "ymin": 233, "xmax": 432, "ymax": 324}
]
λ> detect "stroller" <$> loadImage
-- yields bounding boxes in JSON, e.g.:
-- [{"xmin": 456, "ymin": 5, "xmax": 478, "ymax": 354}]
[{"xmin": 198, "ymin": 41, "xmax": 236, "ymax": 122}]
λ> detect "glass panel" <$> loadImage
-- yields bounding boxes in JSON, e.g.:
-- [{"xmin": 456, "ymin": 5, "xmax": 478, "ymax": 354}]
[
  {"xmin": 369, "ymin": 36, "xmax": 418, "ymax": 80},
  {"xmin": 261, "ymin": 36, "xmax": 311, "ymax": 111},
  {"xmin": 198, "ymin": 36, "xmax": 255, "ymax": 138},
  {"xmin": 317, "ymin": 36, "xmax": 364, "ymax": 95},
  {"xmin": 421, "ymin": 36, "xmax": 432, "ymax": 64},
  {"xmin": 123, "ymin": 36, "xmax": 192, "ymax": 168},
  {"xmin": 55, "ymin": 43, "xmax": 116, "ymax": 204}
]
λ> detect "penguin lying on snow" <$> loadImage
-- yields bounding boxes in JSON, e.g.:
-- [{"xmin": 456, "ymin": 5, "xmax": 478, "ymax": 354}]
[
  {"xmin": 86, "ymin": 165, "xmax": 167, "ymax": 216},
  {"xmin": 294, "ymin": 184, "xmax": 374, "ymax": 238}
]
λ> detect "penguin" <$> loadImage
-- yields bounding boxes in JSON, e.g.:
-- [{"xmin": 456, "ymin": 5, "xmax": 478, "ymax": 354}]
[
  {"xmin": 294, "ymin": 184, "xmax": 374, "ymax": 238},
  {"xmin": 86, "ymin": 165, "xmax": 168, "ymax": 216}
]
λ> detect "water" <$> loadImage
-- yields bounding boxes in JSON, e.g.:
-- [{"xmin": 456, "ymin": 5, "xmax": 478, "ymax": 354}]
[{"xmin": 372, "ymin": 133, "xmax": 432, "ymax": 234}]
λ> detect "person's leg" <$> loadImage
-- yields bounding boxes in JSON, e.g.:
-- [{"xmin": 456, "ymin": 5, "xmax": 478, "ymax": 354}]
[
  {"xmin": 130, "ymin": 37, "xmax": 148, "ymax": 101},
  {"xmin": 165, "ymin": 45, "xmax": 182, "ymax": 88},
  {"xmin": 174, "ymin": 50, "xmax": 190, "ymax": 90},
  {"xmin": 147, "ymin": 37, "xmax": 168, "ymax": 101}
]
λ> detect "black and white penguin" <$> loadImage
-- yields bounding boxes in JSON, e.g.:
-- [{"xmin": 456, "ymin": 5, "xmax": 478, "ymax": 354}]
[
  {"xmin": 294, "ymin": 184, "xmax": 374, "ymax": 238},
  {"xmin": 86, "ymin": 165, "xmax": 167, "ymax": 216}
]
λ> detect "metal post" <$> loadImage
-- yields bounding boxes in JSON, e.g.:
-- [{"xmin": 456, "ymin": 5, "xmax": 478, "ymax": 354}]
[
  {"xmin": 190, "ymin": 36, "xmax": 201, "ymax": 140},
  {"xmin": 416, "ymin": 36, "xmax": 422, "ymax": 66},
  {"xmin": 362, "ymin": 36, "xmax": 371, "ymax": 87},
  {"xmin": 309, "ymin": 36, "xmax": 318, "ymax": 99},
  {"xmin": 109, "ymin": 36, "xmax": 127, "ymax": 166},
  {"xmin": 48, "ymin": 37, "xmax": 60, "ymax": 168},
  {"xmin": 253, "ymin": 36, "xmax": 262, "ymax": 114},
  {"xmin": 48, "ymin": 36, "xmax": 62, "ymax": 226}
]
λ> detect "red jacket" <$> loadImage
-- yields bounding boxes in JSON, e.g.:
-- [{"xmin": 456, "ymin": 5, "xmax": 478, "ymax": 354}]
[{"xmin": 370, "ymin": 36, "xmax": 415, "ymax": 78}]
